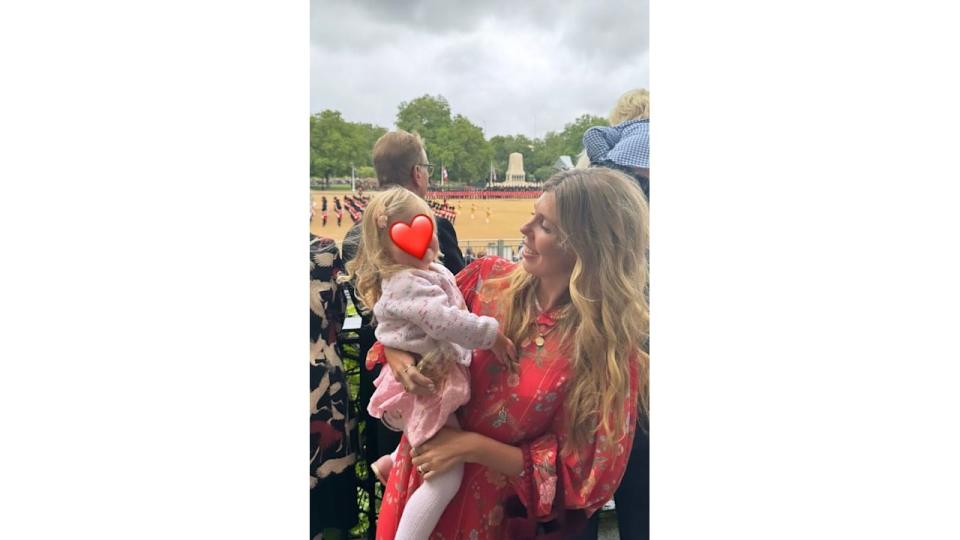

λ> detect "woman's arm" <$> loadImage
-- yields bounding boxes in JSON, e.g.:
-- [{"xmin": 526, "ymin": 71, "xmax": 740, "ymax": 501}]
[
  {"xmin": 506, "ymin": 360, "xmax": 643, "ymax": 518},
  {"xmin": 466, "ymin": 431, "xmax": 524, "ymax": 476},
  {"xmin": 410, "ymin": 427, "xmax": 523, "ymax": 481}
]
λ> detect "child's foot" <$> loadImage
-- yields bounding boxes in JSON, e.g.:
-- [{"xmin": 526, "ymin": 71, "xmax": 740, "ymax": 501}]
[{"xmin": 372, "ymin": 455, "xmax": 394, "ymax": 484}]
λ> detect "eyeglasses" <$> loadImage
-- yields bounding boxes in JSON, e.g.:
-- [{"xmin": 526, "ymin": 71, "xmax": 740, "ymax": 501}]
[{"xmin": 417, "ymin": 163, "xmax": 436, "ymax": 177}]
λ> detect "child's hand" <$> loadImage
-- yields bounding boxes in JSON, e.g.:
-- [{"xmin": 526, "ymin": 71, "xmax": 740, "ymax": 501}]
[{"xmin": 490, "ymin": 331, "xmax": 518, "ymax": 372}]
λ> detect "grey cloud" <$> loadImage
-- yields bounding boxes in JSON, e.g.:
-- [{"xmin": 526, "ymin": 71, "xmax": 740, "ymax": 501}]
[
  {"xmin": 312, "ymin": 0, "xmax": 648, "ymax": 60},
  {"xmin": 433, "ymin": 37, "xmax": 500, "ymax": 74},
  {"xmin": 558, "ymin": 1, "xmax": 649, "ymax": 69},
  {"xmin": 311, "ymin": 0, "xmax": 649, "ymax": 138},
  {"xmin": 314, "ymin": 0, "xmax": 573, "ymax": 43},
  {"xmin": 311, "ymin": 1, "xmax": 406, "ymax": 52}
]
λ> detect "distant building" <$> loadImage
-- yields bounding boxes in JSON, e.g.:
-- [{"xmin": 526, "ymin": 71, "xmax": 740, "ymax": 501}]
[{"xmin": 553, "ymin": 155, "xmax": 574, "ymax": 171}]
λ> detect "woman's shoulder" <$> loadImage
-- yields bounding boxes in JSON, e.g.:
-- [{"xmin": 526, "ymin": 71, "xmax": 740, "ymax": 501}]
[
  {"xmin": 461, "ymin": 256, "xmax": 516, "ymax": 278},
  {"xmin": 457, "ymin": 256, "xmax": 516, "ymax": 285},
  {"xmin": 455, "ymin": 256, "xmax": 516, "ymax": 305}
]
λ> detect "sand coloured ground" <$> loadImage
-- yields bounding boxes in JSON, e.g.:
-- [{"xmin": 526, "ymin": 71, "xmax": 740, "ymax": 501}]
[{"xmin": 310, "ymin": 190, "xmax": 535, "ymax": 244}]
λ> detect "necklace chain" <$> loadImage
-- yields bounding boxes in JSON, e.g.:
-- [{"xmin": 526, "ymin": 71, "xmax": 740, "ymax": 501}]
[{"xmin": 526, "ymin": 296, "xmax": 562, "ymax": 349}]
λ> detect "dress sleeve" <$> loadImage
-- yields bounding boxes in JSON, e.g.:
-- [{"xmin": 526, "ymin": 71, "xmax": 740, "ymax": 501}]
[
  {"xmin": 455, "ymin": 256, "xmax": 511, "ymax": 309},
  {"xmin": 508, "ymin": 361, "xmax": 641, "ymax": 518},
  {"xmin": 379, "ymin": 273, "xmax": 499, "ymax": 350},
  {"xmin": 455, "ymin": 258, "xmax": 487, "ymax": 307}
]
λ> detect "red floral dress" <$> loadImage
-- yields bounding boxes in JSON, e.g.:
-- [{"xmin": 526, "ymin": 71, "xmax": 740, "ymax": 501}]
[{"xmin": 374, "ymin": 257, "xmax": 641, "ymax": 540}]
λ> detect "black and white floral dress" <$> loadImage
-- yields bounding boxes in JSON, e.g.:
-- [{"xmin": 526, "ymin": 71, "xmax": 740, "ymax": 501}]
[{"xmin": 310, "ymin": 235, "xmax": 358, "ymax": 537}]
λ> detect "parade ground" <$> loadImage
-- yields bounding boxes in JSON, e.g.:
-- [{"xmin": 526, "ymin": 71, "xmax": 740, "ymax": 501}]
[{"xmin": 309, "ymin": 190, "xmax": 536, "ymax": 243}]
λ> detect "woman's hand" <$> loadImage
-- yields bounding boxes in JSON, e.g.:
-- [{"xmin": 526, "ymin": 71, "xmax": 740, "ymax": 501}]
[
  {"xmin": 384, "ymin": 346, "xmax": 435, "ymax": 396},
  {"xmin": 410, "ymin": 426, "xmax": 476, "ymax": 481}
]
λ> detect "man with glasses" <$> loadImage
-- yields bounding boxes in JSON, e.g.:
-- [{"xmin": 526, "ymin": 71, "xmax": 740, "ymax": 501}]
[
  {"xmin": 342, "ymin": 130, "xmax": 463, "ymax": 273},
  {"xmin": 339, "ymin": 130, "xmax": 465, "ymax": 520}
]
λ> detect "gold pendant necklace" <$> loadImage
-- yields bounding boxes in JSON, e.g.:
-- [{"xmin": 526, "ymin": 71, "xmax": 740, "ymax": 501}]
[
  {"xmin": 534, "ymin": 324, "xmax": 561, "ymax": 348},
  {"xmin": 520, "ymin": 297, "xmax": 559, "ymax": 349},
  {"xmin": 522, "ymin": 329, "xmax": 554, "ymax": 349}
]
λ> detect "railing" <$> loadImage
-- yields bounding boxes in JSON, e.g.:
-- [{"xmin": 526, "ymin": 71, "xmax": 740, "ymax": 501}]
[
  {"xmin": 426, "ymin": 190, "xmax": 541, "ymax": 199},
  {"xmin": 459, "ymin": 238, "xmax": 524, "ymax": 262}
]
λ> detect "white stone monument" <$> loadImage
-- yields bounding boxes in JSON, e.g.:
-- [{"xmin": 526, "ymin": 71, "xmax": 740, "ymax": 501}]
[{"xmin": 503, "ymin": 152, "xmax": 527, "ymax": 186}]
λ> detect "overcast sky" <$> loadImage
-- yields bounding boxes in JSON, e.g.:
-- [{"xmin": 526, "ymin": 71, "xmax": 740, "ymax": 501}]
[{"xmin": 311, "ymin": 0, "xmax": 648, "ymax": 139}]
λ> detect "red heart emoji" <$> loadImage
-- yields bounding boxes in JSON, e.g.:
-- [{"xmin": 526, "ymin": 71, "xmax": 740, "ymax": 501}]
[{"xmin": 389, "ymin": 214, "xmax": 434, "ymax": 260}]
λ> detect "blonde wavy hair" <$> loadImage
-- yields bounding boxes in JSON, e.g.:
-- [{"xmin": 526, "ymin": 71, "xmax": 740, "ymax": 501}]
[
  {"xmin": 489, "ymin": 168, "xmax": 649, "ymax": 448},
  {"xmin": 344, "ymin": 187, "xmax": 435, "ymax": 310}
]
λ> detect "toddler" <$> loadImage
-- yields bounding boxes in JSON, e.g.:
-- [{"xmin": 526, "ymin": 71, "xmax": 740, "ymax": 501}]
[{"xmin": 345, "ymin": 187, "xmax": 516, "ymax": 539}]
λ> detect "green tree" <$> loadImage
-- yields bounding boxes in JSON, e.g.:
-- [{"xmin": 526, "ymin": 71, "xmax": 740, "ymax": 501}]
[
  {"xmin": 310, "ymin": 110, "xmax": 387, "ymax": 187},
  {"xmin": 396, "ymin": 95, "xmax": 453, "ymax": 135},
  {"xmin": 526, "ymin": 114, "xmax": 608, "ymax": 175},
  {"xmin": 396, "ymin": 95, "xmax": 454, "ymax": 168},
  {"xmin": 390, "ymin": 98, "xmax": 609, "ymax": 186},
  {"xmin": 396, "ymin": 95, "xmax": 493, "ymax": 186},
  {"xmin": 439, "ymin": 115, "xmax": 491, "ymax": 184},
  {"xmin": 557, "ymin": 114, "xmax": 608, "ymax": 156},
  {"xmin": 353, "ymin": 122, "xmax": 387, "ymax": 167},
  {"xmin": 528, "ymin": 134, "xmax": 559, "ymax": 172},
  {"xmin": 532, "ymin": 165, "xmax": 556, "ymax": 182},
  {"xmin": 310, "ymin": 110, "xmax": 362, "ymax": 186},
  {"xmin": 489, "ymin": 134, "xmax": 534, "ymax": 179}
]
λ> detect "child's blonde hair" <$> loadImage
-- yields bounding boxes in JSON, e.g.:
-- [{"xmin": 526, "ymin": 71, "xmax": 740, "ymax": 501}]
[
  {"xmin": 608, "ymin": 88, "xmax": 650, "ymax": 125},
  {"xmin": 344, "ymin": 187, "xmax": 436, "ymax": 310}
]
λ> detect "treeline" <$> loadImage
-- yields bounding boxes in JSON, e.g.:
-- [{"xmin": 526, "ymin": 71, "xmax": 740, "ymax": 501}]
[{"xmin": 310, "ymin": 95, "xmax": 607, "ymax": 186}]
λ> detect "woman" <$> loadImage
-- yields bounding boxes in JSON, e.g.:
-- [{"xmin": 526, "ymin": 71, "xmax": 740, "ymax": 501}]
[
  {"xmin": 373, "ymin": 168, "xmax": 649, "ymax": 539},
  {"xmin": 310, "ymin": 234, "xmax": 358, "ymax": 539}
]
